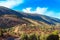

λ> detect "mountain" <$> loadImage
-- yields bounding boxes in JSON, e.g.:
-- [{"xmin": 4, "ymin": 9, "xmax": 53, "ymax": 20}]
[
  {"xmin": 22, "ymin": 13, "xmax": 60, "ymax": 25},
  {"xmin": 0, "ymin": 6, "xmax": 60, "ymax": 29},
  {"xmin": 0, "ymin": 6, "xmax": 60, "ymax": 39}
]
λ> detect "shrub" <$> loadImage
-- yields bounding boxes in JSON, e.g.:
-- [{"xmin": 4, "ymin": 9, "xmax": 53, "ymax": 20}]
[
  {"xmin": 52, "ymin": 30, "xmax": 59, "ymax": 35},
  {"xmin": 0, "ymin": 30, "xmax": 2, "ymax": 36},
  {"xmin": 40, "ymin": 32, "xmax": 46, "ymax": 40},
  {"xmin": 29, "ymin": 33, "xmax": 40, "ymax": 40},
  {"xmin": 20, "ymin": 33, "xmax": 29, "ymax": 40},
  {"xmin": 46, "ymin": 34, "xmax": 59, "ymax": 40},
  {"xmin": 37, "ymin": 35, "xmax": 40, "ymax": 40}
]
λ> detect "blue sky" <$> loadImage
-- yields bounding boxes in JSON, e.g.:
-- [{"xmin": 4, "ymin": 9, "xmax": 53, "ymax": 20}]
[{"xmin": 0, "ymin": 0, "xmax": 60, "ymax": 19}]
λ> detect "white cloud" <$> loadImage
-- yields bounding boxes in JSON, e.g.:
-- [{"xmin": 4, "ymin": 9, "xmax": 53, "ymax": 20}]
[
  {"xmin": 0, "ymin": 0, "xmax": 23, "ymax": 8},
  {"xmin": 22, "ymin": 7, "xmax": 60, "ymax": 19},
  {"xmin": 22, "ymin": 7, "xmax": 48, "ymax": 14},
  {"xmin": 45, "ymin": 11, "xmax": 60, "ymax": 19}
]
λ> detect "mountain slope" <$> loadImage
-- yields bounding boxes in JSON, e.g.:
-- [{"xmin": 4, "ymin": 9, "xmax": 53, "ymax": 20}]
[
  {"xmin": 0, "ymin": 6, "xmax": 60, "ymax": 37},
  {"xmin": 22, "ymin": 13, "xmax": 60, "ymax": 25},
  {"xmin": 0, "ymin": 15, "xmax": 32, "ymax": 28},
  {"xmin": 0, "ymin": 6, "xmax": 60, "ymax": 26}
]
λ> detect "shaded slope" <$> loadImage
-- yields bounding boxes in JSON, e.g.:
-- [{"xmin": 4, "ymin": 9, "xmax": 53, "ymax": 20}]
[
  {"xmin": 22, "ymin": 13, "xmax": 60, "ymax": 25},
  {"xmin": 0, "ymin": 6, "xmax": 24, "ymax": 17},
  {"xmin": 0, "ymin": 15, "xmax": 31, "ymax": 28}
]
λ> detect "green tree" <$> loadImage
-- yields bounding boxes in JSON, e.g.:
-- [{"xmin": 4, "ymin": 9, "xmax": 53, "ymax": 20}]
[
  {"xmin": 21, "ymin": 33, "xmax": 29, "ymax": 40},
  {"xmin": 46, "ymin": 34, "xmax": 59, "ymax": 40},
  {"xmin": 29, "ymin": 33, "xmax": 39, "ymax": 40}
]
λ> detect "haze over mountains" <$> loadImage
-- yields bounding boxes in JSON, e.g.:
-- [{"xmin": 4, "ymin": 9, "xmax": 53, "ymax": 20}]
[{"xmin": 0, "ymin": 6, "xmax": 60, "ymax": 28}]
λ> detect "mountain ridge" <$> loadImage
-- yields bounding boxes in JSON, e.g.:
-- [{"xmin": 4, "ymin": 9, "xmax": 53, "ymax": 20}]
[{"xmin": 0, "ymin": 6, "xmax": 60, "ymax": 26}]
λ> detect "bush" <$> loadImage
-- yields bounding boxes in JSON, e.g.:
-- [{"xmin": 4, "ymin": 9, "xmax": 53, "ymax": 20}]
[
  {"xmin": 46, "ymin": 34, "xmax": 59, "ymax": 40},
  {"xmin": 29, "ymin": 33, "xmax": 40, "ymax": 40},
  {"xmin": 52, "ymin": 30, "xmax": 59, "ymax": 35},
  {"xmin": 40, "ymin": 32, "xmax": 46, "ymax": 40},
  {"xmin": 0, "ymin": 29, "xmax": 3, "ymax": 37},
  {"xmin": 21, "ymin": 33, "xmax": 29, "ymax": 40},
  {"xmin": 37, "ymin": 35, "xmax": 40, "ymax": 40}
]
